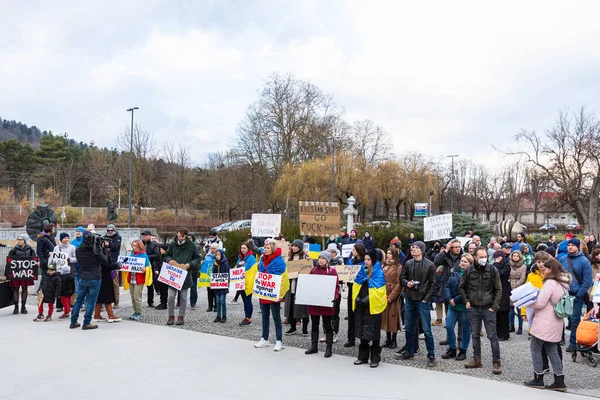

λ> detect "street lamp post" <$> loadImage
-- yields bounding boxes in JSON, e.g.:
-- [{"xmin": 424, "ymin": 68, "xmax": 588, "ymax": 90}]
[
  {"xmin": 127, "ymin": 107, "xmax": 139, "ymax": 228},
  {"xmin": 328, "ymin": 136, "xmax": 339, "ymax": 203},
  {"xmin": 447, "ymin": 155, "xmax": 459, "ymax": 214}
]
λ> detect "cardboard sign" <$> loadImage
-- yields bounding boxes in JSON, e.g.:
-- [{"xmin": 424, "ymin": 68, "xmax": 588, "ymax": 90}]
[
  {"xmin": 593, "ymin": 272, "xmax": 600, "ymax": 303},
  {"xmin": 299, "ymin": 201, "xmax": 340, "ymax": 237},
  {"xmin": 158, "ymin": 262, "xmax": 188, "ymax": 291},
  {"xmin": 295, "ymin": 274, "xmax": 338, "ymax": 307},
  {"xmin": 5, "ymin": 257, "xmax": 39, "ymax": 281},
  {"xmin": 275, "ymin": 240, "xmax": 289, "ymax": 259},
  {"xmin": 341, "ymin": 244, "xmax": 354, "ymax": 258},
  {"xmin": 251, "ymin": 214, "xmax": 282, "ymax": 237},
  {"xmin": 230, "ymin": 267, "xmax": 246, "ymax": 291},
  {"xmin": 423, "ymin": 214, "xmax": 452, "ymax": 241},
  {"xmin": 48, "ymin": 252, "xmax": 68, "ymax": 268},
  {"xmin": 253, "ymin": 272, "xmax": 282, "ymax": 301},
  {"xmin": 210, "ymin": 273, "xmax": 229, "ymax": 289},
  {"xmin": 117, "ymin": 256, "xmax": 146, "ymax": 273},
  {"xmin": 335, "ymin": 265, "xmax": 361, "ymax": 283},
  {"xmin": 286, "ymin": 259, "xmax": 314, "ymax": 279}
]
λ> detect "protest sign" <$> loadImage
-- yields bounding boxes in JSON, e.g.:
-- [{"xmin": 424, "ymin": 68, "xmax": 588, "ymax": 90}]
[
  {"xmin": 275, "ymin": 239, "xmax": 289, "ymax": 259},
  {"xmin": 48, "ymin": 252, "xmax": 68, "ymax": 269},
  {"xmin": 198, "ymin": 258, "xmax": 213, "ymax": 288},
  {"xmin": 299, "ymin": 201, "xmax": 340, "ymax": 237},
  {"xmin": 423, "ymin": 214, "xmax": 453, "ymax": 242},
  {"xmin": 593, "ymin": 272, "xmax": 600, "ymax": 303},
  {"xmin": 210, "ymin": 273, "xmax": 229, "ymax": 289},
  {"xmin": 230, "ymin": 267, "xmax": 245, "ymax": 291},
  {"xmin": 295, "ymin": 274, "xmax": 338, "ymax": 307},
  {"xmin": 341, "ymin": 244, "xmax": 354, "ymax": 258},
  {"xmin": 253, "ymin": 272, "xmax": 282, "ymax": 301},
  {"xmin": 158, "ymin": 262, "xmax": 188, "ymax": 291},
  {"xmin": 117, "ymin": 256, "xmax": 146, "ymax": 273},
  {"xmin": 335, "ymin": 265, "xmax": 361, "ymax": 283},
  {"xmin": 286, "ymin": 259, "xmax": 314, "ymax": 279},
  {"xmin": 5, "ymin": 257, "xmax": 39, "ymax": 281},
  {"xmin": 251, "ymin": 214, "xmax": 282, "ymax": 237}
]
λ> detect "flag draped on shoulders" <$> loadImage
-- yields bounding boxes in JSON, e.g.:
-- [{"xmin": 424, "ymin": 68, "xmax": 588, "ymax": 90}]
[{"xmin": 352, "ymin": 261, "xmax": 387, "ymax": 315}]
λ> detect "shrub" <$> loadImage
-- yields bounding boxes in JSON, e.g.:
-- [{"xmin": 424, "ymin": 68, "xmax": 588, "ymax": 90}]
[
  {"xmin": 64, "ymin": 206, "xmax": 82, "ymax": 224},
  {"xmin": 152, "ymin": 210, "xmax": 175, "ymax": 223}
]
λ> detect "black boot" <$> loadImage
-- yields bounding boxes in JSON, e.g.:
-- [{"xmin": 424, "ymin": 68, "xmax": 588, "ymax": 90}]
[
  {"xmin": 13, "ymin": 303, "xmax": 19, "ymax": 315},
  {"xmin": 370, "ymin": 343, "xmax": 382, "ymax": 368},
  {"xmin": 545, "ymin": 374, "xmax": 566, "ymax": 392},
  {"xmin": 442, "ymin": 348, "xmax": 457, "ymax": 359},
  {"xmin": 523, "ymin": 372, "xmax": 545, "ymax": 389},
  {"xmin": 383, "ymin": 332, "xmax": 392, "ymax": 348},
  {"xmin": 305, "ymin": 331, "xmax": 319, "ymax": 355},
  {"xmin": 390, "ymin": 333, "xmax": 398, "ymax": 349},
  {"xmin": 324, "ymin": 332, "xmax": 333, "ymax": 358}
]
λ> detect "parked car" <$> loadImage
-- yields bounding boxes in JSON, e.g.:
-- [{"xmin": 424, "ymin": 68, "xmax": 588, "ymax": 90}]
[
  {"xmin": 213, "ymin": 222, "xmax": 234, "ymax": 233},
  {"xmin": 565, "ymin": 222, "xmax": 581, "ymax": 230},
  {"xmin": 367, "ymin": 221, "xmax": 392, "ymax": 228},
  {"xmin": 539, "ymin": 224, "xmax": 557, "ymax": 230},
  {"xmin": 227, "ymin": 219, "xmax": 252, "ymax": 232}
]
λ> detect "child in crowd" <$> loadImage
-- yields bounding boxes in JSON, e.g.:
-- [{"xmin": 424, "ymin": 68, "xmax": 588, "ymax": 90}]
[
  {"xmin": 58, "ymin": 265, "xmax": 76, "ymax": 319},
  {"xmin": 213, "ymin": 249, "xmax": 230, "ymax": 323},
  {"xmin": 34, "ymin": 263, "xmax": 61, "ymax": 322}
]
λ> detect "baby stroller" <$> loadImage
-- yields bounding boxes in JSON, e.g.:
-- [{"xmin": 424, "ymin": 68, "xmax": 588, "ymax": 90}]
[{"xmin": 572, "ymin": 309, "xmax": 600, "ymax": 367}]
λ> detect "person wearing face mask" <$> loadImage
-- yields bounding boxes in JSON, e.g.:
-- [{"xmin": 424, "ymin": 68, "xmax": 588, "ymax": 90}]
[
  {"xmin": 493, "ymin": 250, "xmax": 511, "ymax": 341},
  {"xmin": 460, "ymin": 247, "xmax": 502, "ymax": 374}
]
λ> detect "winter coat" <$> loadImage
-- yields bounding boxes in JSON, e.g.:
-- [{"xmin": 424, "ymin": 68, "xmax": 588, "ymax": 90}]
[
  {"xmin": 8, "ymin": 244, "xmax": 36, "ymax": 258},
  {"xmin": 52, "ymin": 243, "xmax": 78, "ymax": 278},
  {"xmin": 307, "ymin": 265, "xmax": 339, "ymax": 316},
  {"xmin": 362, "ymin": 234, "xmax": 375, "ymax": 252},
  {"xmin": 60, "ymin": 274, "xmax": 76, "ymax": 297},
  {"xmin": 203, "ymin": 236, "xmax": 223, "ymax": 253},
  {"xmin": 330, "ymin": 254, "xmax": 344, "ymax": 266},
  {"xmin": 142, "ymin": 239, "xmax": 159, "ymax": 270},
  {"xmin": 560, "ymin": 251, "xmax": 593, "ymax": 299},
  {"xmin": 354, "ymin": 278, "xmax": 383, "ymax": 341},
  {"xmin": 36, "ymin": 233, "xmax": 56, "ymax": 269},
  {"xmin": 459, "ymin": 262, "xmax": 502, "ymax": 311},
  {"xmin": 433, "ymin": 250, "xmax": 462, "ymax": 303},
  {"xmin": 106, "ymin": 232, "xmax": 122, "ymax": 263},
  {"xmin": 76, "ymin": 239, "xmax": 113, "ymax": 281},
  {"xmin": 509, "ymin": 260, "xmax": 527, "ymax": 290},
  {"xmin": 258, "ymin": 248, "xmax": 288, "ymax": 304},
  {"xmin": 445, "ymin": 267, "xmax": 467, "ymax": 311},
  {"xmin": 556, "ymin": 240, "xmax": 568, "ymax": 260},
  {"xmin": 164, "ymin": 238, "xmax": 201, "ymax": 290},
  {"xmin": 400, "ymin": 257, "xmax": 437, "ymax": 303},
  {"xmin": 511, "ymin": 241, "xmax": 532, "ymax": 253},
  {"xmin": 530, "ymin": 273, "xmax": 573, "ymax": 343},
  {"xmin": 212, "ymin": 249, "xmax": 230, "ymax": 295},
  {"xmin": 39, "ymin": 271, "xmax": 61, "ymax": 303},
  {"xmin": 381, "ymin": 262, "xmax": 402, "ymax": 332},
  {"xmin": 522, "ymin": 252, "xmax": 534, "ymax": 268},
  {"xmin": 495, "ymin": 261, "xmax": 511, "ymax": 312}
]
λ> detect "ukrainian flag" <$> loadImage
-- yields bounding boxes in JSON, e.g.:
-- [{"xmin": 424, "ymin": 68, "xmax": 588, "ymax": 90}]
[
  {"xmin": 352, "ymin": 261, "xmax": 387, "ymax": 315},
  {"xmin": 308, "ymin": 244, "xmax": 321, "ymax": 260},
  {"xmin": 244, "ymin": 261, "xmax": 258, "ymax": 296}
]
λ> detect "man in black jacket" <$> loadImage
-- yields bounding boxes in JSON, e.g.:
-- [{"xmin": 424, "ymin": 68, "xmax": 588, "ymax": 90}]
[
  {"xmin": 142, "ymin": 231, "xmax": 157, "ymax": 307},
  {"xmin": 36, "ymin": 224, "xmax": 56, "ymax": 274},
  {"xmin": 399, "ymin": 241, "xmax": 437, "ymax": 367},
  {"xmin": 459, "ymin": 247, "xmax": 502, "ymax": 374},
  {"xmin": 152, "ymin": 236, "xmax": 169, "ymax": 310},
  {"xmin": 105, "ymin": 224, "xmax": 122, "ymax": 308},
  {"xmin": 70, "ymin": 232, "xmax": 117, "ymax": 330}
]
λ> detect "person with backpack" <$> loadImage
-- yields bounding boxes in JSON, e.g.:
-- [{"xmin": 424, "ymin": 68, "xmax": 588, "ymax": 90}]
[
  {"xmin": 559, "ymin": 238, "xmax": 593, "ymax": 353},
  {"xmin": 522, "ymin": 258, "xmax": 572, "ymax": 392}
]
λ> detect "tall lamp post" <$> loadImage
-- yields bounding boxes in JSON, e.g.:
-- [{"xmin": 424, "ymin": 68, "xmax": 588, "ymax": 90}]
[
  {"xmin": 127, "ymin": 107, "xmax": 139, "ymax": 228},
  {"xmin": 328, "ymin": 135, "xmax": 339, "ymax": 203},
  {"xmin": 447, "ymin": 154, "xmax": 459, "ymax": 214}
]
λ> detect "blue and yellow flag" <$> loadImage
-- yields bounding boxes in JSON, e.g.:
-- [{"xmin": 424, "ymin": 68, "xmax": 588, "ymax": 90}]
[
  {"xmin": 198, "ymin": 253, "xmax": 215, "ymax": 288},
  {"xmin": 245, "ymin": 261, "xmax": 258, "ymax": 296},
  {"xmin": 352, "ymin": 261, "xmax": 387, "ymax": 315},
  {"xmin": 308, "ymin": 244, "xmax": 321, "ymax": 260}
]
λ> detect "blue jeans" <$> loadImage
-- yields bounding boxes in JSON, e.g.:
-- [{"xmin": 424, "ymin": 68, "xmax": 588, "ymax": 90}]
[
  {"xmin": 241, "ymin": 291, "xmax": 253, "ymax": 319},
  {"xmin": 190, "ymin": 278, "xmax": 198, "ymax": 306},
  {"xmin": 404, "ymin": 299, "xmax": 435, "ymax": 358},
  {"xmin": 260, "ymin": 302, "xmax": 282, "ymax": 341},
  {"xmin": 71, "ymin": 279, "xmax": 101, "ymax": 326},
  {"xmin": 569, "ymin": 297, "xmax": 585, "ymax": 347},
  {"xmin": 509, "ymin": 306, "xmax": 523, "ymax": 329},
  {"xmin": 216, "ymin": 293, "xmax": 227, "ymax": 318},
  {"xmin": 446, "ymin": 308, "xmax": 470, "ymax": 351}
]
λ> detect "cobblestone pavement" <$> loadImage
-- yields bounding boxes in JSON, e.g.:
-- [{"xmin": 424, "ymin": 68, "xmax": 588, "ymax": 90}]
[{"xmin": 31, "ymin": 287, "xmax": 599, "ymax": 397}]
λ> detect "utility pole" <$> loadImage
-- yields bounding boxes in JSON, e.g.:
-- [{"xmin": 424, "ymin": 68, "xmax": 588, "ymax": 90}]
[
  {"xmin": 329, "ymin": 136, "xmax": 336, "ymax": 203},
  {"xmin": 447, "ymin": 155, "xmax": 459, "ymax": 214},
  {"xmin": 126, "ymin": 107, "xmax": 139, "ymax": 228},
  {"xmin": 30, "ymin": 184, "xmax": 35, "ymax": 211}
]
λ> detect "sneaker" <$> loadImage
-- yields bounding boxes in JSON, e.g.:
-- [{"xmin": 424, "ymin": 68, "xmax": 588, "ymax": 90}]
[
  {"xmin": 302, "ymin": 331, "xmax": 309, "ymax": 337},
  {"xmin": 214, "ymin": 317, "xmax": 221, "ymax": 323},
  {"xmin": 190, "ymin": 304, "xmax": 196, "ymax": 310},
  {"xmin": 58, "ymin": 313, "xmax": 70, "ymax": 319},
  {"xmin": 427, "ymin": 358, "xmax": 437, "ymax": 368},
  {"xmin": 80, "ymin": 307, "xmax": 86, "ymax": 312},
  {"xmin": 33, "ymin": 314, "xmax": 44, "ymax": 322},
  {"xmin": 565, "ymin": 346, "xmax": 576, "ymax": 353},
  {"xmin": 69, "ymin": 322, "xmax": 81, "ymax": 329},
  {"xmin": 333, "ymin": 333, "xmax": 338, "ymax": 343},
  {"xmin": 107, "ymin": 316, "xmax": 122, "ymax": 323},
  {"xmin": 419, "ymin": 333, "xmax": 425, "ymax": 340},
  {"xmin": 319, "ymin": 335, "xmax": 326, "ymax": 343},
  {"xmin": 254, "ymin": 338, "xmax": 270, "ymax": 348},
  {"xmin": 92, "ymin": 316, "xmax": 107, "ymax": 323},
  {"xmin": 129, "ymin": 314, "xmax": 137, "ymax": 320},
  {"xmin": 274, "ymin": 341, "xmax": 283, "ymax": 352},
  {"xmin": 285, "ymin": 328, "xmax": 297, "ymax": 336},
  {"xmin": 228, "ymin": 300, "xmax": 237, "ymax": 305},
  {"xmin": 82, "ymin": 323, "xmax": 98, "ymax": 330},
  {"xmin": 155, "ymin": 304, "xmax": 167, "ymax": 310},
  {"xmin": 113, "ymin": 304, "xmax": 119, "ymax": 309},
  {"xmin": 432, "ymin": 319, "xmax": 443, "ymax": 326},
  {"xmin": 44, "ymin": 316, "xmax": 52, "ymax": 322},
  {"xmin": 239, "ymin": 318, "xmax": 252, "ymax": 326}
]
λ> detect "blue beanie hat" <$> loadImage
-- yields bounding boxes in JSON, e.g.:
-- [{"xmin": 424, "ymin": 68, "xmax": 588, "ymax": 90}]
[
  {"xmin": 59, "ymin": 232, "xmax": 70, "ymax": 241},
  {"xmin": 568, "ymin": 238, "xmax": 581, "ymax": 249},
  {"xmin": 76, "ymin": 226, "xmax": 85, "ymax": 233}
]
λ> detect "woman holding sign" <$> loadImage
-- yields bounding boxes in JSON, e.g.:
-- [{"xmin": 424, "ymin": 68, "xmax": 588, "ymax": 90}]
[
  {"xmin": 353, "ymin": 248, "xmax": 387, "ymax": 368},
  {"xmin": 212, "ymin": 249, "xmax": 230, "ymax": 323},
  {"xmin": 8, "ymin": 234, "xmax": 36, "ymax": 315},
  {"xmin": 344, "ymin": 243, "xmax": 366, "ymax": 348},
  {"xmin": 254, "ymin": 239, "xmax": 289, "ymax": 352},
  {"xmin": 237, "ymin": 243, "xmax": 257, "ymax": 326},
  {"xmin": 284, "ymin": 239, "xmax": 310, "ymax": 336},
  {"xmin": 122, "ymin": 240, "xmax": 153, "ymax": 321}
]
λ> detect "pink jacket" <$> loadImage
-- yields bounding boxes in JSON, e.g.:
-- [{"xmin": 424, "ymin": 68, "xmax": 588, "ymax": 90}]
[{"xmin": 530, "ymin": 273, "xmax": 572, "ymax": 343}]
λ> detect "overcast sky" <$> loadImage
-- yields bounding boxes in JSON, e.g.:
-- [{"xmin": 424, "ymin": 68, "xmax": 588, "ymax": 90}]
[{"xmin": 2, "ymin": 1, "xmax": 600, "ymax": 171}]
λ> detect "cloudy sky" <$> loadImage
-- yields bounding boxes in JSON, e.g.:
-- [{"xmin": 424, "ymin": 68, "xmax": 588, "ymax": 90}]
[{"xmin": 2, "ymin": 0, "xmax": 600, "ymax": 170}]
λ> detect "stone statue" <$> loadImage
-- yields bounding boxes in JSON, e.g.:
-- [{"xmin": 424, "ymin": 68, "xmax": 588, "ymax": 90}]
[{"xmin": 107, "ymin": 201, "xmax": 118, "ymax": 222}]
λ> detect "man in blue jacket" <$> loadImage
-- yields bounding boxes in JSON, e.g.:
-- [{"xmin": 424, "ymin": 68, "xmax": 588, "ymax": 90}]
[{"xmin": 559, "ymin": 238, "xmax": 593, "ymax": 352}]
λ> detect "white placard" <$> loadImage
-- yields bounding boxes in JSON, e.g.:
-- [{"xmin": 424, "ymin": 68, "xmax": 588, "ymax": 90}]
[
  {"xmin": 295, "ymin": 274, "xmax": 337, "ymax": 307},
  {"xmin": 592, "ymin": 272, "xmax": 600, "ymax": 303},
  {"xmin": 253, "ymin": 272, "xmax": 283, "ymax": 301},
  {"xmin": 230, "ymin": 267, "xmax": 246, "ymax": 291},
  {"xmin": 48, "ymin": 252, "xmax": 68, "ymax": 268},
  {"xmin": 157, "ymin": 262, "xmax": 188, "ymax": 291},
  {"xmin": 117, "ymin": 255, "xmax": 146, "ymax": 273},
  {"xmin": 423, "ymin": 214, "xmax": 453, "ymax": 242},
  {"xmin": 251, "ymin": 214, "xmax": 282, "ymax": 237},
  {"xmin": 341, "ymin": 244, "xmax": 354, "ymax": 258}
]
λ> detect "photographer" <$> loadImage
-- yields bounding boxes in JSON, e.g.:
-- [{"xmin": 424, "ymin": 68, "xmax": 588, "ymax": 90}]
[
  {"xmin": 105, "ymin": 224, "xmax": 122, "ymax": 309},
  {"xmin": 70, "ymin": 231, "xmax": 119, "ymax": 330}
]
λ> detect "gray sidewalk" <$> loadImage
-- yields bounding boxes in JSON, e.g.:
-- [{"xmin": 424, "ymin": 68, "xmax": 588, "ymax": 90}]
[{"xmin": 0, "ymin": 305, "xmax": 590, "ymax": 400}]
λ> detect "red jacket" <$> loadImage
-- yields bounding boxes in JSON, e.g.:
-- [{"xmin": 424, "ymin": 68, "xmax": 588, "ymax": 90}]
[{"xmin": 307, "ymin": 265, "xmax": 339, "ymax": 317}]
